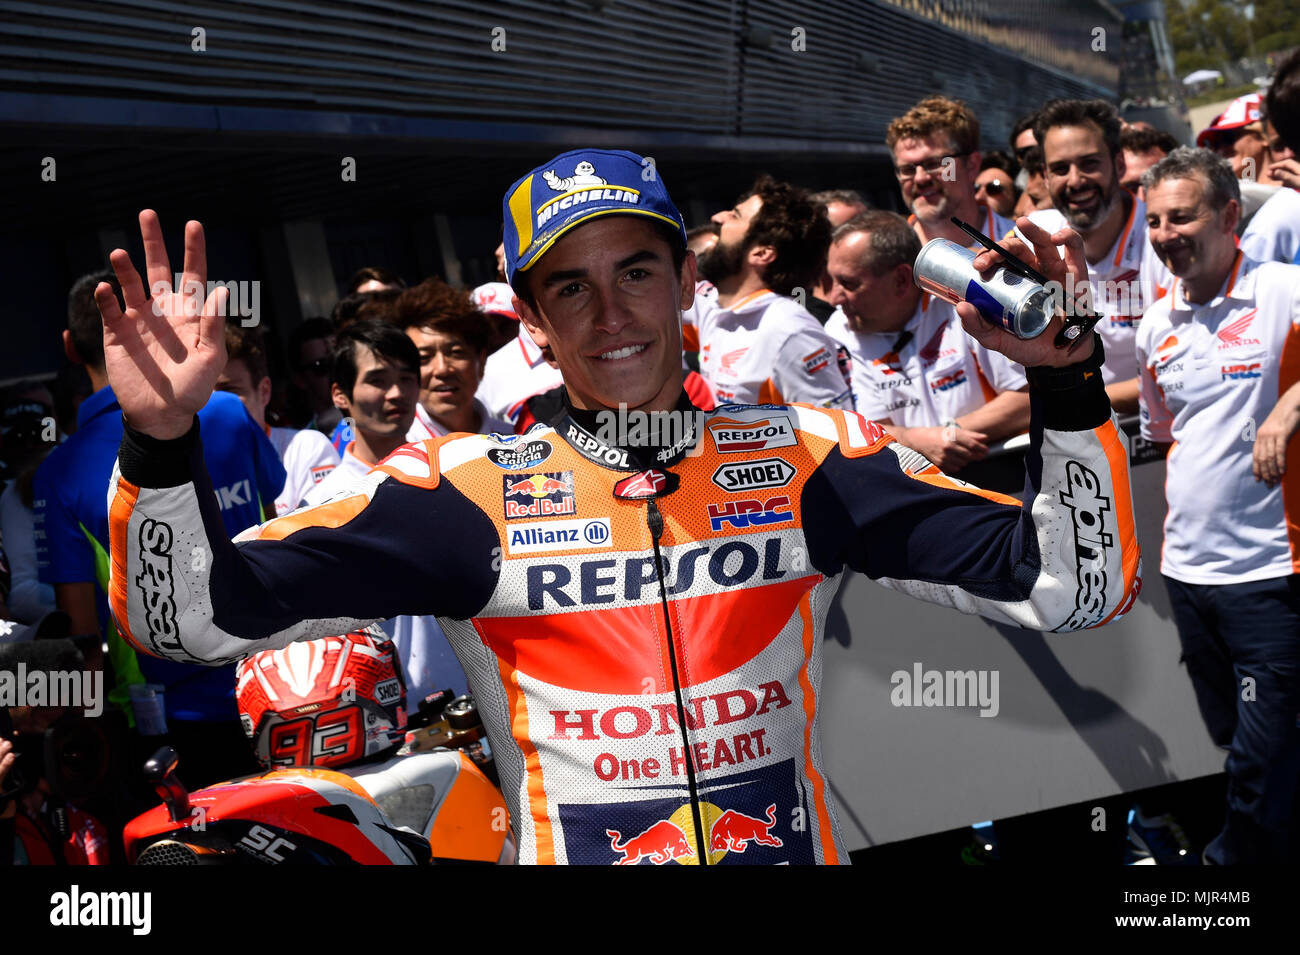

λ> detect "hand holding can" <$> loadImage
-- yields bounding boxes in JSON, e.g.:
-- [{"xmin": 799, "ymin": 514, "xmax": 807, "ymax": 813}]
[{"xmin": 922, "ymin": 218, "xmax": 1096, "ymax": 370}]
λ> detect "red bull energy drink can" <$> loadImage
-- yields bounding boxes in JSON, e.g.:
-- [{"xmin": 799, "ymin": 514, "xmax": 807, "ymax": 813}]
[{"xmin": 913, "ymin": 237, "xmax": 1053, "ymax": 339}]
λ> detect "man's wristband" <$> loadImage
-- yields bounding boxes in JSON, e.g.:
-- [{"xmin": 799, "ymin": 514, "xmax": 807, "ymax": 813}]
[
  {"xmin": 1024, "ymin": 334, "xmax": 1112, "ymax": 432},
  {"xmin": 119, "ymin": 415, "xmax": 202, "ymax": 488}
]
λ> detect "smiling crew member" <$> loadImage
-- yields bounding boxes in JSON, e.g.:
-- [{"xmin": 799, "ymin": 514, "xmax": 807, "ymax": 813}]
[
  {"xmin": 1018, "ymin": 98, "xmax": 1173, "ymax": 413},
  {"xmin": 395, "ymin": 278, "xmax": 511, "ymax": 439},
  {"xmin": 101, "ymin": 149, "xmax": 1138, "ymax": 865},
  {"xmin": 887, "ymin": 96, "xmax": 1015, "ymax": 248},
  {"xmin": 1137, "ymin": 146, "xmax": 1300, "ymax": 864}
]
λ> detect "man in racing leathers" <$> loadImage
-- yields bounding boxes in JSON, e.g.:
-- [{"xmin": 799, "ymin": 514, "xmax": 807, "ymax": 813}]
[{"xmin": 100, "ymin": 148, "xmax": 1139, "ymax": 865}]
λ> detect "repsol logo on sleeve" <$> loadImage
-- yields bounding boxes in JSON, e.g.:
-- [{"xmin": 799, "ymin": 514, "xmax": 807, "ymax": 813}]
[
  {"xmin": 1057, "ymin": 461, "xmax": 1113, "ymax": 631},
  {"xmin": 527, "ymin": 537, "xmax": 789, "ymax": 609},
  {"xmin": 135, "ymin": 519, "xmax": 181, "ymax": 653}
]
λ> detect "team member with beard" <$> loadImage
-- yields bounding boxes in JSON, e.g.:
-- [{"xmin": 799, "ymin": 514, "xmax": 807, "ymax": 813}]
[
  {"xmin": 887, "ymin": 97, "xmax": 1015, "ymax": 248},
  {"xmin": 1136, "ymin": 147, "xmax": 1300, "ymax": 863},
  {"xmin": 694, "ymin": 175, "xmax": 853, "ymax": 410},
  {"xmin": 1016, "ymin": 99, "xmax": 1173, "ymax": 414}
]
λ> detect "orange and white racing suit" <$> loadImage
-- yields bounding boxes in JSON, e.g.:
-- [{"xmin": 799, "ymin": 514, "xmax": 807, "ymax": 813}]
[{"xmin": 107, "ymin": 352, "xmax": 1139, "ymax": 865}]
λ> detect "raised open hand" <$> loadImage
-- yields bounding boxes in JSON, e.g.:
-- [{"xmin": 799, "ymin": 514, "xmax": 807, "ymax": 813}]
[
  {"xmin": 98, "ymin": 210, "xmax": 228, "ymax": 440},
  {"xmin": 954, "ymin": 217, "xmax": 1097, "ymax": 369}
]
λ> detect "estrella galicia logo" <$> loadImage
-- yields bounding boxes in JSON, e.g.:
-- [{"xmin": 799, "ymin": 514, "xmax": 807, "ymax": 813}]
[{"xmin": 487, "ymin": 439, "xmax": 553, "ymax": 471}]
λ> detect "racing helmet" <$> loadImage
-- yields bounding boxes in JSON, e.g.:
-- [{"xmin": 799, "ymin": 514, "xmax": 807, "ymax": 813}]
[{"xmin": 236, "ymin": 626, "xmax": 407, "ymax": 770}]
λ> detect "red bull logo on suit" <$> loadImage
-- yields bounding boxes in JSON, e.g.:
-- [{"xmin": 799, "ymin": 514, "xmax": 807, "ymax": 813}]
[{"xmin": 502, "ymin": 471, "xmax": 577, "ymax": 520}]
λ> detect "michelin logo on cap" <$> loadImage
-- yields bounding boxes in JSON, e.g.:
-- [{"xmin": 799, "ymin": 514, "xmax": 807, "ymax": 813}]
[{"xmin": 503, "ymin": 148, "xmax": 688, "ymax": 286}]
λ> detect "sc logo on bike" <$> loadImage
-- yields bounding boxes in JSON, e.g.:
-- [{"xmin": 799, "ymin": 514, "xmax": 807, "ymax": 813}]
[
  {"xmin": 584, "ymin": 520, "xmax": 610, "ymax": 545},
  {"xmin": 240, "ymin": 824, "xmax": 297, "ymax": 861}
]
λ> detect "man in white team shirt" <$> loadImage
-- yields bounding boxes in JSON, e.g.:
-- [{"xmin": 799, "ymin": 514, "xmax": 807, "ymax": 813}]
[
  {"xmin": 474, "ymin": 281, "xmax": 565, "ymax": 425},
  {"xmin": 216, "ymin": 321, "xmax": 339, "ymax": 516},
  {"xmin": 302, "ymin": 319, "xmax": 469, "ymax": 710},
  {"xmin": 1136, "ymin": 147, "xmax": 1300, "ymax": 864},
  {"xmin": 694, "ymin": 174, "xmax": 853, "ymax": 410},
  {"xmin": 1018, "ymin": 99, "xmax": 1173, "ymax": 415},
  {"xmin": 825, "ymin": 211, "xmax": 1029, "ymax": 472},
  {"xmin": 886, "ymin": 96, "xmax": 1016, "ymax": 249}
]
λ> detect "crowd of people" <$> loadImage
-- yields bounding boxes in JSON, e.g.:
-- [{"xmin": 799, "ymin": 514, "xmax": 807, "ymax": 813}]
[{"xmin": 3, "ymin": 44, "xmax": 1300, "ymax": 865}]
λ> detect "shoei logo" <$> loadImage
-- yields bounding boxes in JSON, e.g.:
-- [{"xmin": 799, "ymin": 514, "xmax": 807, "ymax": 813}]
[
  {"xmin": 506, "ymin": 518, "xmax": 613, "ymax": 555},
  {"xmin": 374, "ymin": 679, "xmax": 402, "ymax": 706},
  {"xmin": 708, "ymin": 416, "xmax": 796, "ymax": 453},
  {"xmin": 711, "ymin": 458, "xmax": 797, "ymax": 493}
]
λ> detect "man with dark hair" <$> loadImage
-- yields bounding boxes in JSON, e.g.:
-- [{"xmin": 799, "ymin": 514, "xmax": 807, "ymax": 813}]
[
  {"xmin": 1264, "ymin": 46, "xmax": 1300, "ymax": 171},
  {"xmin": 1137, "ymin": 146, "xmax": 1300, "ymax": 864},
  {"xmin": 303, "ymin": 316, "xmax": 471, "ymax": 711},
  {"xmin": 1019, "ymin": 98, "xmax": 1172, "ymax": 413},
  {"xmin": 304, "ymin": 320, "xmax": 420, "ymax": 507},
  {"xmin": 1010, "ymin": 111, "xmax": 1039, "ymax": 167},
  {"xmin": 393, "ymin": 278, "xmax": 510, "ymax": 438},
  {"xmin": 345, "ymin": 265, "xmax": 406, "ymax": 296},
  {"xmin": 975, "ymin": 152, "xmax": 1019, "ymax": 218},
  {"xmin": 1120, "ymin": 125, "xmax": 1180, "ymax": 195},
  {"xmin": 287, "ymin": 316, "xmax": 339, "ymax": 435},
  {"xmin": 35, "ymin": 266, "xmax": 283, "ymax": 788},
  {"xmin": 887, "ymin": 96, "xmax": 1013, "ymax": 247},
  {"xmin": 825, "ymin": 212, "xmax": 1028, "ymax": 472},
  {"xmin": 695, "ymin": 175, "xmax": 852, "ymax": 409},
  {"xmin": 218, "ymin": 321, "xmax": 339, "ymax": 516},
  {"xmin": 101, "ymin": 149, "xmax": 1138, "ymax": 865},
  {"xmin": 1013, "ymin": 146, "xmax": 1052, "ymax": 216}
]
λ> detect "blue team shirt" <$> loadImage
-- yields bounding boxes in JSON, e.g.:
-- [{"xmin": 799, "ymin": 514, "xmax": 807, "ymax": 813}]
[{"xmin": 35, "ymin": 386, "xmax": 286, "ymax": 722}]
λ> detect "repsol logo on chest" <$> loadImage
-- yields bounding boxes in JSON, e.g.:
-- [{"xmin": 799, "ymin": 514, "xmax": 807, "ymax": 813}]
[
  {"xmin": 527, "ymin": 537, "xmax": 789, "ymax": 609},
  {"xmin": 1057, "ymin": 461, "xmax": 1113, "ymax": 631},
  {"xmin": 708, "ymin": 415, "xmax": 796, "ymax": 453}
]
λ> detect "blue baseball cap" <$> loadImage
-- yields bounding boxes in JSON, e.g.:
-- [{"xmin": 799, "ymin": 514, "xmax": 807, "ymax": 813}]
[{"xmin": 502, "ymin": 148, "xmax": 688, "ymax": 288}]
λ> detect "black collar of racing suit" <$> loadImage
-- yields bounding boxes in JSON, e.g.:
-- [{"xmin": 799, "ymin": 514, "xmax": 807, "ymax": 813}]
[{"xmin": 549, "ymin": 387, "xmax": 704, "ymax": 471}]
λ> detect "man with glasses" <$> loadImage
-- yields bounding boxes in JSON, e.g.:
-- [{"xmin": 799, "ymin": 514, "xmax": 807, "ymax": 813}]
[{"xmin": 886, "ymin": 96, "xmax": 1014, "ymax": 249}]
